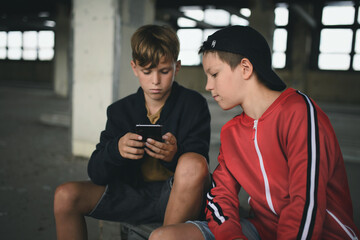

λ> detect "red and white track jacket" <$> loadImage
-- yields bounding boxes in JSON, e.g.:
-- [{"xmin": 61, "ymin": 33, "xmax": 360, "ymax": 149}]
[{"xmin": 206, "ymin": 88, "xmax": 359, "ymax": 240}]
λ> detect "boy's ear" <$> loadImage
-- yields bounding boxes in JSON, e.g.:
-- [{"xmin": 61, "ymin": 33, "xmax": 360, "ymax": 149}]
[
  {"xmin": 175, "ymin": 60, "xmax": 181, "ymax": 75},
  {"xmin": 130, "ymin": 60, "xmax": 139, "ymax": 77},
  {"xmin": 240, "ymin": 58, "xmax": 253, "ymax": 80}
]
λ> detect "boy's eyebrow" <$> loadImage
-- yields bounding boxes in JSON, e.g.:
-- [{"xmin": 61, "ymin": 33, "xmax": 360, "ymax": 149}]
[
  {"xmin": 204, "ymin": 67, "xmax": 213, "ymax": 73},
  {"xmin": 139, "ymin": 64, "xmax": 155, "ymax": 70},
  {"xmin": 159, "ymin": 66, "xmax": 172, "ymax": 70},
  {"xmin": 141, "ymin": 65, "xmax": 172, "ymax": 71}
]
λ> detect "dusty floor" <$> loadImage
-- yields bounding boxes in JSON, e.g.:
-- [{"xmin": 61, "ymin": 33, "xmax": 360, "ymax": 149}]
[
  {"xmin": 0, "ymin": 85, "xmax": 359, "ymax": 239},
  {"xmin": 0, "ymin": 86, "xmax": 99, "ymax": 240}
]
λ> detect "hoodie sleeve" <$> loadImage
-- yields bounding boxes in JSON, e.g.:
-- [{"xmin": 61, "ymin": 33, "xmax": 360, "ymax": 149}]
[
  {"xmin": 206, "ymin": 146, "xmax": 248, "ymax": 240},
  {"xmin": 87, "ymin": 104, "xmax": 137, "ymax": 185},
  {"xmin": 161, "ymin": 91, "xmax": 211, "ymax": 172}
]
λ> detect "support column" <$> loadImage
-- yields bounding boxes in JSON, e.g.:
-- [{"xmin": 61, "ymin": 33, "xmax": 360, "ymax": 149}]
[
  {"xmin": 290, "ymin": 3, "xmax": 313, "ymax": 92},
  {"xmin": 72, "ymin": 0, "xmax": 118, "ymax": 157},
  {"xmin": 54, "ymin": 3, "xmax": 70, "ymax": 97},
  {"xmin": 71, "ymin": 0, "xmax": 155, "ymax": 157},
  {"xmin": 114, "ymin": 0, "xmax": 155, "ymax": 100},
  {"xmin": 249, "ymin": 0, "xmax": 276, "ymax": 49}
]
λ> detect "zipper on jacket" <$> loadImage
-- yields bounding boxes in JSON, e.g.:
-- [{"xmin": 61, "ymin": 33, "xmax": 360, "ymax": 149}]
[
  {"xmin": 326, "ymin": 209, "xmax": 358, "ymax": 240},
  {"xmin": 253, "ymin": 119, "xmax": 277, "ymax": 215}
]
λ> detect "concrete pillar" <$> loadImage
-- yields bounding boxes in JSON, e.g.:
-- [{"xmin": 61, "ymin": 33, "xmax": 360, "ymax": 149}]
[
  {"xmin": 290, "ymin": 3, "xmax": 313, "ymax": 92},
  {"xmin": 114, "ymin": 0, "xmax": 155, "ymax": 100},
  {"xmin": 72, "ymin": 0, "xmax": 118, "ymax": 157},
  {"xmin": 71, "ymin": 0, "xmax": 155, "ymax": 157},
  {"xmin": 249, "ymin": 0, "xmax": 276, "ymax": 49},
  {"xmin": 54, "ymin": 3, "xmax": 70, "ymax": 97}
]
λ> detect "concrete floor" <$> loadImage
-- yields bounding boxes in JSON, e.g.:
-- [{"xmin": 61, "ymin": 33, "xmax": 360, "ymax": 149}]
[{"xmin": 0, "ymin": 85, "xmax": 359, "ymax": 239}]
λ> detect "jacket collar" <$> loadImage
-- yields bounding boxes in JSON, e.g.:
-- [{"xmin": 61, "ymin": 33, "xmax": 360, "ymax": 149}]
[{"xmin": 134, "ymin": 81, "xmax": 180, "ymax": 124}]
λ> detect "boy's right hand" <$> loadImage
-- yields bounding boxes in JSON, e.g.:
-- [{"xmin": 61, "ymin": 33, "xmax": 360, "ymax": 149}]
[{"xmin": 118, "ymin": 133, "xmax": 145, "ymax": 160}]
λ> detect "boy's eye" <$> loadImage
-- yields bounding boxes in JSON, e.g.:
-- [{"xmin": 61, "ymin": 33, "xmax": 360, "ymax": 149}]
[
  {"xmin": 142, "ymin": 70, "xmax": 151, "ymax": 75},
  {"xmin": 212, "ymin": 73, "xmax": 218, "ymax": 78},
  {"xmin": 161, "ymin": 70, "xmax": 170, "ymax": 74}
]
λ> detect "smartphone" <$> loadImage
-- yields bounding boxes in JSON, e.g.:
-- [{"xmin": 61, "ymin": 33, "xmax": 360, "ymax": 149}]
[{"xmin": 135, "ymin": 124, "xmax": 163, "ymax": 142}]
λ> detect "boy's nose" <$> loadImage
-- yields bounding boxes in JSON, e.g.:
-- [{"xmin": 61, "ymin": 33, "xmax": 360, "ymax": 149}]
[
  {"xmin": 205, "ymin": 78, "xmax": 213, "ymax": 92},
  {"xmin": 152, "ymin": 72, "xmax": 160, "ymax": 85}
]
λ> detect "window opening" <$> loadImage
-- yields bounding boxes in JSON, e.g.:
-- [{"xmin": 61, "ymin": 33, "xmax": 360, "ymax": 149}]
[
  {"xmin": 272, "ymin": 4, "xmax": 289, "ymax": 69},
  {"xmin": 8, "ymin": 31, "xmax": 22, "ymax": 60},
  {"xmin": 318, "ymin": 1, "xmax": 359, "ymax": 71},
  {"xmin": 0, "ymin": 30, "xmax": 55, "ymax": 61},
  {"xmin": 177, "ymin": 6, "xmax": 250, "ymax": 66},
  {"xmin": 0, "ymin": 32, "xmax": 7, "ymax": 59}
]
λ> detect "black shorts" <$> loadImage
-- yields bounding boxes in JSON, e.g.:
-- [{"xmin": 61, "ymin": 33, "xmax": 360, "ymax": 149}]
[{"xmin": 88, "ymin": 177, "xmax": 173, "ymax": 224}]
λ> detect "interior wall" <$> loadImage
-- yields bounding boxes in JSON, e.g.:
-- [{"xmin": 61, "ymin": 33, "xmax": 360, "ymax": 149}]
[
  {"xmin": 176, "ymin": 66, "xmax": 207, "ymax": 93},
  {"xmin": 0, "ymin": 61, "xmax": 53, "ymax": 86},
  {"xmin": 307, "ymin": 71, "xmax": 360, "ymax": 104}
]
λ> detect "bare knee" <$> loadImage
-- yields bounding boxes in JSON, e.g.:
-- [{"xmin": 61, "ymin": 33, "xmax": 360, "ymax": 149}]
[
  {"xmin": 54, "ymin": 182, "xmax": 82, "ymax": 215},
  {"xmin": 174, "ymin": 153, "xmax": 209, "ymax": 187},
  {"xmin": 149, "ymin": 227, "xmax": 173, "ymax": 240},
  {"xmin": 150, "ymin": 224, "xmax": 203, "ymax": 240}
]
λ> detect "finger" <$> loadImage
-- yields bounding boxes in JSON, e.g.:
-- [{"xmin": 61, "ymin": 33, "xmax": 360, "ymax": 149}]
[
  {"xmin": 126, "ymin": 145, "xmax": 145, "ymax": 155},
  {"xmin": 162, "ymin": 133, "xmax": 176, "ymax": 145},
  {"xmin": 127, "ymin": 139, "xmax": 145, "ymax": 148},
  {"xmin": 145, "ymin": 141, "xmax": 163, "ymax": 154},
  {"xmin": 129, "ymin": 133, "xmax": 143, "ymax": 141},
  {"xmin": 144, "ymin": 147, "xmax": 165, "ymax": 160},
  {"xmin": 146, "ymin": 138, "xmax": 164, "ymax": 148},
  {"xmin": 164, "ymin": 137, "xmax": 176, "ymax": 145},
  {"xmin": 123, "ymin": 132, "xmax": 142, "ymax": 141},
  {"xmin": 123, "ymin": 146, "xmax": 144, "ymax": 159}
]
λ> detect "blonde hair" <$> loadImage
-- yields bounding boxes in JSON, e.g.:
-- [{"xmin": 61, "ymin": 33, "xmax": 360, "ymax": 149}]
[{"xmin": 131, "ymin": 25, "xmax": 180, "ymax": 68}]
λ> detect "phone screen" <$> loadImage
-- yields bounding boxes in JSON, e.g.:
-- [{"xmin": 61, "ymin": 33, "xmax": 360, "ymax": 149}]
[{"xmin": 135, "ymin": 124, "xmax": 163, "ymax": 142}]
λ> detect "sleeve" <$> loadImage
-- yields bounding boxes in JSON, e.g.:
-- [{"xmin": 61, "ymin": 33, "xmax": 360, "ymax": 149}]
[
  {"xmin": 87, "ymin": 105, "xmax": 137, "ymax": 185},
  {"xmin": 206, "ymin": 146, "xmax": 248, "ymax": 240},
  {"xmin": 180, "ymin": 95, "xmax": 210, "ymax": 158},
  {"xmin": 276, "ymin": 94, "xmax": 332, "ymax": 239},
  {"xmin": 165, "ymin": 95, "xmax": 211, "ymax": 171}
]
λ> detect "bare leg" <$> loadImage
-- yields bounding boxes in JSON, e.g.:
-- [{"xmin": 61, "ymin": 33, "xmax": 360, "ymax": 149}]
[
  {"xmin": 149, "ymin": 223, "xmax": 205, "ymax": 240},
  {"xmin": 163, "ymin": 152, "xmax": 210, "ymax": 225},
  {"xmin": 53, "ymin": 181, "xmax": 105, "ymax": 240}
]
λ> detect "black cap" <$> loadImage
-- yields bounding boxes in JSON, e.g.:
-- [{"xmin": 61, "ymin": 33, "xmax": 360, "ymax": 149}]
[{"xmin": 200, "ymin": 25, "xmax": 286, "ymax": 91}]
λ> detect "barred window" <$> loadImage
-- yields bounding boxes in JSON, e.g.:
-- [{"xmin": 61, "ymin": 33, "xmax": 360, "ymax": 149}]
[
  {"xmin": 177, "ymin": 6, "xmax": 250, "ymax": 66},
  {"xmin": 317, "ymin": 1, "xmax": 360, "ymax": 71},
  {"xmin": 0, "ymin": 30, "xmax": 55, "ymax": 61}
]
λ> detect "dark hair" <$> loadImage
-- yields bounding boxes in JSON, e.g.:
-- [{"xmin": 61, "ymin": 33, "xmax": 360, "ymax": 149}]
[
  {"xmin": 131, "ymin": 25, "xmax": 179, "ymax": 68},
  {"xmin": 198, "ymin": 26, "xmax": 286, "ymax": 91},
  {"xmin": 200, "ymin": 49, "xmax": 244, "ymax": 71},
  {"xmin": 200, "ymin": 49, "xmax": 275, "ymax": 89}
]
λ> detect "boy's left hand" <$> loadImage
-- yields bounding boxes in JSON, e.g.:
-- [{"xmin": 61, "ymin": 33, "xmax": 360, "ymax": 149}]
[{"xmin": 144, "ymin": 132, "xmax": 177, "ymax": 162}]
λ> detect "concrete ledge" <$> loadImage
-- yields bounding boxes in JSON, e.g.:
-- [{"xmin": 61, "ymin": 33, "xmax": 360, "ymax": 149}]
[
  {"xmin": 120, "ymin": 222, "xmax": 161, "ymax": 240},
  {"xmin": 99, "ymin": 221, "xmax": 122, "ymax": 240},
  {"xmin": 99, "ymin": 221, "xmax": 161, "ymax": 240},
  {"xmin": 39, "ymin": 112, "xmax": 70, "ymax": 127}
]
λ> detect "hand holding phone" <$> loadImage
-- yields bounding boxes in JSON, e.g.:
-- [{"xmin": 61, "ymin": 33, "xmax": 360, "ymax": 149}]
[
  {"xmin": 144, "ymin": 132, "xmax": 177, "ymax": 163},
  {"xmin": 135, "ymin": 124, "xmax": 163, "ymax": 142},
  {"xmin": 117, "ymin": 132, "xmax": 145, "ymax": 160}
]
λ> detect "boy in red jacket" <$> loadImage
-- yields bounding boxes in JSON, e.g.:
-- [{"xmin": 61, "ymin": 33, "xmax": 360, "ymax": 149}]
[{"xmin": 149, "ymin": 26, "xmax": 359, "ymax": 240}]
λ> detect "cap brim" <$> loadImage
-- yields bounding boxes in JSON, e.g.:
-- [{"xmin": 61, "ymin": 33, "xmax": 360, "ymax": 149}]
[{"xmin": 255, "ymin": 66, "xmax": 286, "ymax": 91}]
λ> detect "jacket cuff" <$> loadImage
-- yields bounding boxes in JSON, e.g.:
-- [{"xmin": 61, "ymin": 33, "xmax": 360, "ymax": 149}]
[
  {"xmin": 106, "ymin": 137, "xmax": 132, "ymax": 166},
  {"xmin": 213, "ymin": 219, "xmax": 248, "ymax": 240}
]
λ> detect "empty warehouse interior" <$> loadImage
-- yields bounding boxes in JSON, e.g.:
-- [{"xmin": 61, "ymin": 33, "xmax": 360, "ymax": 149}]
[{"xmin": 0, "ymin": 0, "xmax": 359, "ymax": 239}]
